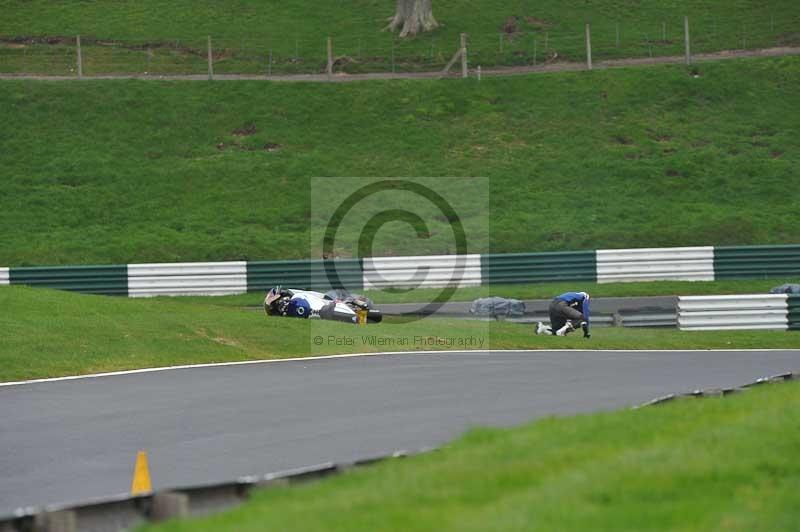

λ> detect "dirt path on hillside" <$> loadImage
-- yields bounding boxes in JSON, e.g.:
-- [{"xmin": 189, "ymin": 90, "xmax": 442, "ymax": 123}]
[{"xmin": 1, "ymin": 46, "xmax": 798, "ymax": 82}]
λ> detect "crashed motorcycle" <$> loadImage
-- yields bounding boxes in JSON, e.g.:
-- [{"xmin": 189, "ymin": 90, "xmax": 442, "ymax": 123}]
[{"xmin": 264, "ymin": 287, "xmax": 383, "ymax": 324}]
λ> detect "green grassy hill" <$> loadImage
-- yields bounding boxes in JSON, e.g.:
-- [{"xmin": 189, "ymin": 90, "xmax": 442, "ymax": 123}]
[
  {"xmin": 6, "ymin": 0, "xmax": 798, "ymax": 41},
  {"xmin": 1, "ymin": 57, "xmax": 798, "ymax": 266}
]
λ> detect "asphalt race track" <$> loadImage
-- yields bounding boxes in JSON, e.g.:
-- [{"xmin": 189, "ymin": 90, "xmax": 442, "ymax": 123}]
[{"xmin": 2, "ymin": 349, "xmax": 799, "ymax": 514}]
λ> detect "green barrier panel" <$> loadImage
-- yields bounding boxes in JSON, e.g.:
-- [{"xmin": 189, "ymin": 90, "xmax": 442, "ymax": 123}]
[
  {"xmin": 788, "ymin": 295, "xmax": 800, "ymax": 331},
  {"xmin": 247, "ymin": 259, "xmax": 363, "ymax": 292},
  {"xmin": 10, "ymin": 265, "xmax": 128, "ymax": 295},
  {"xmin": 714, "ymin": 245, "xmax": 800, "ymax": 280},
  {"xmin": 481, "ymin": 251, "xmax": 597, "ymax": 285}
]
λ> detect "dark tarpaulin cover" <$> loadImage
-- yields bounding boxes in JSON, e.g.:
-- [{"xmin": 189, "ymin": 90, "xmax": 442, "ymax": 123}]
[
  {"xmin": 770, "ymin": 284, "xmax": 800, "ymax": 294},
  {"xmin": 470, "ymin": 297, "xmax": 526, "ymax": 317}
]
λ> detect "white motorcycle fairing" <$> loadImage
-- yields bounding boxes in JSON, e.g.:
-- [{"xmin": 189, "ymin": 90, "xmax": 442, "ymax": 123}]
[{"xmin": 288, "ymin": 290, "xmax": 358, "ymax": 323}]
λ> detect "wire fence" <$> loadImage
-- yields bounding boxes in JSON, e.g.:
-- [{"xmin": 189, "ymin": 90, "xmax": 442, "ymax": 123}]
[{"xmin": 0, "ymin": 15, "xmax": 798, "ymax": 77}]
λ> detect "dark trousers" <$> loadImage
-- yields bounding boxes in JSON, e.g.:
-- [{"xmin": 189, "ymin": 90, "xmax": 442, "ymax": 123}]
[{"xmin": 548, "ymin": 299, "xmax": 584, "ymax": 331}]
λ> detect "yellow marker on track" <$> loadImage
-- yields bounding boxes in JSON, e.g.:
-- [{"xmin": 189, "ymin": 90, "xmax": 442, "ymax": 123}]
[{"xmin": 130, "ymin": 450, "xmax": 153, "ymax": 495}]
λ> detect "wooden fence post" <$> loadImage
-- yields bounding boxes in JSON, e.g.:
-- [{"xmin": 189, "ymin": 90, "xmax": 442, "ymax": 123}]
[
  {"xmin": 327, "ymin": 37, "xmax": 333, "ymax": 80},
  {"xmin": 76, "ymin": 35, "xmax": 83, "ymax": 79},
  {"xmin": 585, "ymin": 24, "xmax": 592, "ymax": 70},
  {"xmin": 684, "ymin": 16, "xmax": 692, "ymax": 65},
  {"xmin": 207, "ymin": 36, "xmax": 214, "ymax": 80},
  {"xmin": 460, "ymin": 33, "xmax": 468, "ymax": 78}
]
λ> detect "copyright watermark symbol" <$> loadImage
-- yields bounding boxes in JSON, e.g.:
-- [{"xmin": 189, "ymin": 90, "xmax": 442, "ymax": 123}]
[
  {"xmin": 323, "ymin": 179, "xmax": 468, "ymax": 315},
  {"xmin": 309, "ymin": 177, "xmax": 489, "ymax": 339}
]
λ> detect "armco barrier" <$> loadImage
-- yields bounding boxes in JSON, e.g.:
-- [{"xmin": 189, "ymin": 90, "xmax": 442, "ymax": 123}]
[
  {"xmin": 481, "ymin": 251, "xmax": 596, "ymax": 284},
  {"xmin": 128, "ymin": 262, "xmax": 247, "ymax": 297},
  {"xmin": 8, "ymin": 265, "xmax": 128, "ymax": 295},
  {"xmin": 678, "ymin": 294, "xmax": 789, "ymax": 331},
  {"xmin": 363, "ymin": 255, "xmax": 481, "ymax": 289},
  {"xmin": 596, "ymin": 247, "xmax": 714, "ymax": 283},
  {"xmin": 620, "ymin": 312, "xmax": 678, "ymax": 328},
  {"xmin": 789, "ymin": 296, "xmax": 800, "ymax": 331},
  {"xmin": 247, "ymin": 258, "xmax": 364, "ymax": 292},
  {"xmin": 3, "ymin": 244, "xmax": 799, "ymax": 297},
  {"xmin": 714, "ymin": 245, "xmax": 800, "ymax": 279}
]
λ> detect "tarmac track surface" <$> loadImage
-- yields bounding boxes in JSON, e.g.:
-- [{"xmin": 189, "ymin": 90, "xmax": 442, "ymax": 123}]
[{"xmin": 1, "ymin": 349, "xmax": 799, "ymax": 514}]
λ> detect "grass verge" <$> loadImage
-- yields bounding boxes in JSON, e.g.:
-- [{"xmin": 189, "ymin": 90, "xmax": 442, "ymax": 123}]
[
  {"xmin": 170, "ymin": 278, "xmax": 800, "ymax": 307},
  {"xmin": 1, "ymin": 285, "xmax": 797, "ymax": 383},
  {"xmin": 143, "ymin": 380, "xmax": 800, "ymax": 531}
]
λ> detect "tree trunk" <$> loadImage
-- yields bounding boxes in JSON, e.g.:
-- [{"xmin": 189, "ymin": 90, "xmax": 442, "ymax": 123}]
[{"xmin": 385, "ymin": 0, "xmax": 438, "ymax": 38}]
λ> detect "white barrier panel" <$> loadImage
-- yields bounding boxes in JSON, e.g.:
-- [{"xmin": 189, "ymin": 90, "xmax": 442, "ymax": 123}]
[
  {"xmin": 679, "ymin": 324, "xmax": 788, "ymax": 331},
  {"xmin": 128, "ymin": 262, "xmax": 247, "ymax": 297},
  {"xmin": 597, "ymin": 247, "xmax": 714, "ymax": 283},
  {"xmin": 679, "ymin": 294, "xmax": 788, "ymax": 312},
  {"xmin": 678, "ymin": 294, "xmax": 788, "ymax": 331},
  {"xmin": 0, "ymin": 267, "xmax": 8, "ymax": 285},
  {"xmin": 363, "ymin": 255, "xmax": 482, "ymax": 289}
]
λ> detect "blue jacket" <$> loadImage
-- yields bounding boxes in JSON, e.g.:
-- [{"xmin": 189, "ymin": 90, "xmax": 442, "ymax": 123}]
[{"xmin": 555, "ymin": 292, "xmax": 590, "ymax": 321}]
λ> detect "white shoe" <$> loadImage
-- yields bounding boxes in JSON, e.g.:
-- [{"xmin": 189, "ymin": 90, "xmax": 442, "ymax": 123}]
[
  {"xmin": 556, "ymin": 322, "xmax": 575, "ymax": 336},
  {"xmin": 536, "ymin": 322, "xmax": 549, "ymax": 335}
]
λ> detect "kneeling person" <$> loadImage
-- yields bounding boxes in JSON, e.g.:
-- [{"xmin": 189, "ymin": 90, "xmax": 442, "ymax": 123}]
[{"xmin": 536, "ymin": 291, "xmax": 590, "ymax": 337}]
